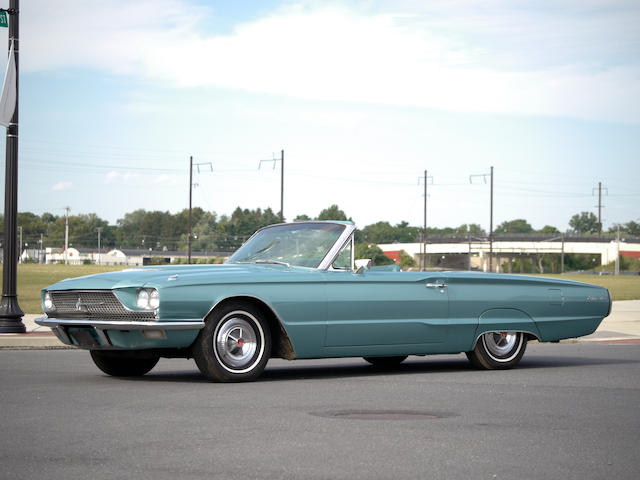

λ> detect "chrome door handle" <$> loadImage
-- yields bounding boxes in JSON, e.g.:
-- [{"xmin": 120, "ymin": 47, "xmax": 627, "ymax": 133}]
[{"xmin": 425, "ymin": 283, "xmax": 447, "ymax": 289}]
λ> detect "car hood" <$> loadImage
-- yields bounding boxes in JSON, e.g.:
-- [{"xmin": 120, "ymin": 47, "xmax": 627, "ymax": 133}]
[{"xmin": 44, "ymin": 263, "xmax": 318, "ymax": 291}]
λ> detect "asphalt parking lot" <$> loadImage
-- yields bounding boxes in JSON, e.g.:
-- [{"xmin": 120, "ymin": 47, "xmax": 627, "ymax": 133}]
[{"xmin": 1, "ymin": 343, "xmax": 639, "ymax": 480}]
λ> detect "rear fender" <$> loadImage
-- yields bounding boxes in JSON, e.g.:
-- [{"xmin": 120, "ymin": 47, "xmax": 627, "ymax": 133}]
[{"xmin": 473, "ymin": 308, "xmax": 541, "ymax": 346}]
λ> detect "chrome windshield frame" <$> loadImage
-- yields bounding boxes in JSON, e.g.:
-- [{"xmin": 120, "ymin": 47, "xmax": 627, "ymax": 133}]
[
  {"xmin": 227, "ymin": 221, "xmax": 356, "ymax": 271},
  {"xmin": 317, "ymin": 223, "xmax": 356, "ymax": 270}
]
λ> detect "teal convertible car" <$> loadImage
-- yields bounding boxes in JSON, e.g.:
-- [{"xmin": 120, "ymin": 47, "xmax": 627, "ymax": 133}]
[{"xmin": 37, "ymin": 221, "xmax": 611, "ymax": 382}]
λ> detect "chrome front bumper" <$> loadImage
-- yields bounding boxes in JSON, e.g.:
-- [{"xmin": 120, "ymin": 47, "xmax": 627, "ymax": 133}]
[{"xmin": 35, "ymin": 317, "xmax": 205, "ymax": 348}]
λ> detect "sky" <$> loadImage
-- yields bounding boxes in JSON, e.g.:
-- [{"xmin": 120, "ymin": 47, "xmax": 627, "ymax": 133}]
[{"xmin": 1, "ymin": 0, "xmax": 639, "ymax": 233}]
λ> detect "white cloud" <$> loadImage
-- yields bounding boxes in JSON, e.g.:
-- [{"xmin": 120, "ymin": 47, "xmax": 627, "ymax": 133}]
[
  {"xmin": 153, "ymin": 174, "xmax": 174, "ymax": 185},
  {"xmin": 21, "ymin": 1, "xmax": 640, "ymax": 123},
  {"xmin": 105, "ymin": 171, "xmax": 138, "ymax": 184},
  {"xmin": 52, "ymin": 181, "xmax": 73, "ymax": 191}
]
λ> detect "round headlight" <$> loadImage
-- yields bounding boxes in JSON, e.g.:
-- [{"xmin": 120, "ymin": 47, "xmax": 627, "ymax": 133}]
[
  {"xmin": 149, "ymin": 289, "xmax": 160, "ymax": 310},
  {"xmin": 136, "ymin": 289, "xmax": 150, "ymax": 309},
  {"xmin": 43, "ymin": 292, "xmax": 54, "ymax": 311}
]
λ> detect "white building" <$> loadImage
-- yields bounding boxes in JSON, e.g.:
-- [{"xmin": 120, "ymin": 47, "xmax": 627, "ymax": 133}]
[
  {"xmin": 44, "ymin": 247, "xmax": 230, "ymax": 266},
  {"xmin": 378, "ymin": 237, "xmax": 640, "ymax": 273}
]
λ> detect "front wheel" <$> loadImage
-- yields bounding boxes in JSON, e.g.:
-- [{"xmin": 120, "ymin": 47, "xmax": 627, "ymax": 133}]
[
  {"xmin": 193, "ymin": 302, "xmax": 271, "ymax": 382},
  {"xmin": 466, "ymin": 332, "xmax": 527, "ymax": 370},
  {"xmin": 90, "ymin": 350, "xmax": 159, "ymax": 377}
]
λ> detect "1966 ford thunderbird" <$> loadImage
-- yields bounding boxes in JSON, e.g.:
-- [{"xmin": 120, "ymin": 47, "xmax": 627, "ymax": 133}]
[{"xmin": 37, "ymin": 221, "xmax": 611, "ymax": 382}]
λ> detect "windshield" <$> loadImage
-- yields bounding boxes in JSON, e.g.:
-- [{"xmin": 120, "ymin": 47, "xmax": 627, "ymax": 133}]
[{"xmin": 228, "ymin": 223, "xmax": 346, "ymax": 268}]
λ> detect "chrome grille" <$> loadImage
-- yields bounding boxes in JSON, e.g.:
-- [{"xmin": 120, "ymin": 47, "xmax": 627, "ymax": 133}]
[{"xmin": 49, "ymin": 290, "xmax": 156, "ymax": 321}]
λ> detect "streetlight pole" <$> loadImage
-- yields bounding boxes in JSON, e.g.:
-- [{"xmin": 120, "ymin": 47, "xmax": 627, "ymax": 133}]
[{"xmin": 0, "ymin": 0, "xmax": 24, "ymax": 332}]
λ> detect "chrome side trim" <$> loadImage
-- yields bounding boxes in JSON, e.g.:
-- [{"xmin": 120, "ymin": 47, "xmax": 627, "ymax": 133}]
[{"xmin": 35, "ymin": 317, "xmax": 204, "ymax": 331}]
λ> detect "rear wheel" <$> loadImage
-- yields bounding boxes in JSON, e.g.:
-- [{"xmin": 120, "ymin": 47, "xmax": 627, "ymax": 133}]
[
  {"xmin": 193, "ymin": 302, "xmax": 271, "ymax": 382},
  {"xmin": 466, "ymin": 331, "xmax": 527, "ymax": 370},
  {"xmin": 90, "ymin": 350, "xmax": 159, "ymax": 377},
  {"xmin": 363, "ymin": 356, "xmax": 408, "ymax": 368}
]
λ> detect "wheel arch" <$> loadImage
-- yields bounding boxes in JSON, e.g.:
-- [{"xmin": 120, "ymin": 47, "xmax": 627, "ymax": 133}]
[
  {"xmin": 471, "ymin": 308, "xmax": 541, "ymax": 349},
  {"xmin": 203, "ymin": 295, "xmax": 297, "ymax": 360}
]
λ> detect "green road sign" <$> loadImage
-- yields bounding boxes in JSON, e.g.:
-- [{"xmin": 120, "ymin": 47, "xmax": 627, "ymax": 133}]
[{"xmin": 0, "ymin": 12, "xmax": 7, "ymax": 28}]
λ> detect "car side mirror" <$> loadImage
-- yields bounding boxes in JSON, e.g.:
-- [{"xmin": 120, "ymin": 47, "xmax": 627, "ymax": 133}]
[{"xmin": 355, "ymin": 258, "xmax": 372, "ymax": 269}]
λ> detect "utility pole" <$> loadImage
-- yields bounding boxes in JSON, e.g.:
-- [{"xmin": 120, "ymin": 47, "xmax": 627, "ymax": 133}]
[
  {"xmin": 259, "ymin": 149, "xmax": 285, "ymax": 222},
  {"xmin": 280, "ymin": 149, "xmax": 284, "ymax": 222},
  {"xmin": 490, "ymin": 166, "xmax": 494, "ymax": 272},
  {"xmin": 592, "ymin": 182, "xmax": 608, "ymax": 236},
  {"xmin": 188, "ymin": 156, "xmax": 213, "ymax": 264},
  {"xmin": 39, "ymin": 233, "xmax": 43, "ymax": 264},
  {"xmin": 188, "ymin": 156, "xmax": 192, "ymax": 264},
  {"xmin": 424, "ymin": 170, "xmax": 427, "ymax": 271},
  {"xmin": 96, "ymin": 227, "xmax": 103, "ymax": 265},
  {"xmin": 417, "ymin": 171, "xmax": 433, "ymax": 271},
  {"xmin": 0, "ymin": 0, "xmax": 24, "ymax": 332},
  {"xmin": 469, "ymin": 166, "xmax": 494, "ymax": 273},
  {"xmin": 64, "ymin": 206, "xmax": 70, "ymax": 265},
  {"xmin": 598, "ymin": 182, "xmax": 602, "ymax": 235}
]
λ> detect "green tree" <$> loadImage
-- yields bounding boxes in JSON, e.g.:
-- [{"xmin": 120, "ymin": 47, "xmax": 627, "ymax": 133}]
[
  {"xmin": 354, "ymin": 243, "xmax": 394, "ymax": 266},
  {"xmin": 294, "ymin": 214, "xmax": 311, "ymax": 221},
  {"xmin": 609, "ymin": 221, "xmax": 640, "ymax": 237},
  {"xmin": 179, "ymin": 211, "xmax": 218, "ymax": 251},
  {"xmin": 394, "ymin": 221, "xmax": 421, "ymax": 242},
  {"xmin": 625, "ymin": 221, "xmax": 640, "ymax": 236},
  {"xmin": 454, "ymin": 223, "xmax": 486, "ymax": 236},
  {"xmin": 316, "ymin": 205, "xmax": 349, "ymax": 221},
  {"xmin": 398, "ymin": 250, "xmax": 416, "ymax": 268},
  {"xmin": 569, "ymin": 211, "xmax": 599, "ymax": 235},
  {"xmin": 538, "ymin": 225, "xmax": 560, "ymax": 234},
  {"xmin": 494, "ymin": 219, "xmax": 534, "ymax": 234},
  {"xmin": 42, "ymin": 212, "xmax": 111, "ymax": 249},
  {"xmin": 359, "ymin": 221, "xmax": 421, "ymax": 244},
  {"xmin": 423, "ymin": 226, "xmax": 455, "ymax": 236},
  {"xmin": 360, "ymin": 221, "xmax": 396, "ymax": 243},
  {"xmin": 215, "ymin": 207, "xmax": 280, "ymax": 251},
  {"xmin": 116, "ymin": 209, "xmax": 185, "ymax": 250}
]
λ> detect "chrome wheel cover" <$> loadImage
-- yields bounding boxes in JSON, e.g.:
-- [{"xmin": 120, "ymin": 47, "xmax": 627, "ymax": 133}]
[
  {"xmin": 482, "ymin": 332, "xmax": 522, "ymax": 362},
  {"xmin": 214, "ymin": 311, "xmax": 264, "ymax": 373}
]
